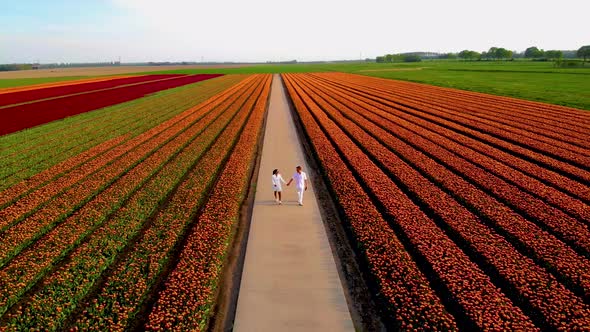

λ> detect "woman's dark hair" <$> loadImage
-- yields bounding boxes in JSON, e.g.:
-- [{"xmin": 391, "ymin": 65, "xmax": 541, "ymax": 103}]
[{"xmin": 272, "ymin": 169, "xmax": 278, "ymax": 175}]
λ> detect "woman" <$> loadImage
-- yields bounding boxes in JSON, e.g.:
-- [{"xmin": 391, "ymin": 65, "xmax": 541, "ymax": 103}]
[{"xmin": 272, "ymin": 169, "xmax": 287, "ymax": 205}]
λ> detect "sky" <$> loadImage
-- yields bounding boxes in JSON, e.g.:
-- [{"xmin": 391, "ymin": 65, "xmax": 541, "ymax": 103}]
[{"xmin": 1, "ymin": 0, "xmax": 588, "ymax": 63}]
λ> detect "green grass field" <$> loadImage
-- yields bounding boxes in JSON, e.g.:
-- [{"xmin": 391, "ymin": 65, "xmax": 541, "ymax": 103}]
[
  {"xmin": 1, "ymin": 61, "xmax": 588, "ymax": 109},
  {"xmin": 0, "ymin": 76, "xmax": 94, "ymax": 89}
]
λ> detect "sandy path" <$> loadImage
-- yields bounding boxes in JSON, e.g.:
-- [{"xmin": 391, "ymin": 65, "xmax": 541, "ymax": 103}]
[{"xmin": 233, "ymin": 75, "xmax": 354, "ymax": 331}]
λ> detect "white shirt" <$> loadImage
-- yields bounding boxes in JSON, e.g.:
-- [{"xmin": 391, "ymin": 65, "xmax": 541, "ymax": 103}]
[
  {"xmin": 272, "ymin": 174, "xmax": 286, "ymax": 189},
  {"xmin": 292, "ymin": 171, "xmax": 308, "ymax": 189}
]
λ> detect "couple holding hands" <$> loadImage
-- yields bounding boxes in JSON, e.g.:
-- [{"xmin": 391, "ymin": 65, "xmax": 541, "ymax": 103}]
[{"xmin": 271, "ymin": 165, "xmax": 308, "ymax": 206}]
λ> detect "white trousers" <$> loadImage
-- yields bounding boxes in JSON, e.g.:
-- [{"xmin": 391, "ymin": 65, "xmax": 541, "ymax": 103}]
[{"xmin": 296, "ymin": 187, "xmax": 304, "ymax": 204}]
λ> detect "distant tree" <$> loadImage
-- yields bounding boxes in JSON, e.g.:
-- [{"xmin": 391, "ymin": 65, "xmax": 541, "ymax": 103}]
[
  {"xmin": 376, "ymin": 56, "xmax": 385, "ymax": 63},
  {"xmin": 524, "ymin": 46, "xmax": 544, "ymax": 58},
  {"xmin": 446, "ymin": 53, "xmax": 458, "ymax": 60},
  {"xmin": 458, "ymin": 50, "xmax": 481, "ymax": 61},
  {"xmin": 544, "ymin": 50, "xmax": 563, "ymax": 60},
  {"xmin": 402, "ymin": 55, "xmax": 422, "ymax": 62},
  {"xmin": 578, "ymin": 45, "xmax": 590, "ymax": 63},
  {"xmin": 385, "ymin": 54, "xmax": 394, "ymax": 63},
  {"xmin": 488, "ymin": 47, "xmax": 499, "ymax": 59},
  {"xmin": 487, "ymin": 47, "xmax": 512, "ymax": 60}
]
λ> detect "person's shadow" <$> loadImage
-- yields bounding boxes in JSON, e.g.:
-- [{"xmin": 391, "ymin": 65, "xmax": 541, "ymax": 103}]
[{"xmin": 258, "ymin": 200, "xmax": 297, "ymax": 206}]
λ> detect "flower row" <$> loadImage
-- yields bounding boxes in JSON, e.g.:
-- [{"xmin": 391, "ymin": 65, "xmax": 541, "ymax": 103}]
[
  {"xmin": 0, "ymin": 74, "xmax": 223, "ymax": 135},
  {"xmin": 144, "ymin": 75, "xmax": 272, "ymax": 331},
  {"xmin": 292, "ymin": 73, "xmax": 590, "ymax": 329},
  {"xmin": 287, "ymin": 74, "xmax": 537, "ymax": 330},
  {"xmin": 282, "ymin": 74, "xmax": 458, "ymax": 331},
  {"xmin": 301, "ymin": 73, "xmax": 590, "ymax": 300},
  {"xmin": 70, "ymin": 75, "xmax": 269, "ymax": 331},
  {"xmin": 0, "ymin": 75, "xmax": 245, "ymax": 192},
  {"xmin": 0, "ymin": 76, "xmax": 260, "ymax": 319},
  {"xmin": 0, "ymin": 75, "xmax": 263, "ymax": 329}
]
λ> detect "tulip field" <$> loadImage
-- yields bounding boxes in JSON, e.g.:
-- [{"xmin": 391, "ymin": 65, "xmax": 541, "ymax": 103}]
[
  {"xmin": 0, "ymin": 74, "xmax": 222, "ymax": 135},
  {"xmin": 0, "ymin": 73, "xmax": 271, "ymax": 330},
  {"xmin": 283, "ymin": 73, "xmax": 590, "ymax": 331},
  {"xmin": 1, "ymin": 68, "xmax": 590, "ymax": 331}
]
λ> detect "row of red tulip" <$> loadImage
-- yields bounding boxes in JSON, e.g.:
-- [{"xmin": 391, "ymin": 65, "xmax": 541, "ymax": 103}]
[
  {"xmin": 0, "ymin": 74, "xmax": 223, "ymax": 136},
  {"xmin": 287, "ymin": 74, "xmax": 538, "ymax": 330},
  {"xmin": 0, "ymin": 76, "xmax": 259, "ymax": 270},
  {"xmin": 0, "ymin": 75, "xmax": 246, "ymax": 193},
  {"xmin": 282, "ymin": 74, "xmax": 459, "ymax": 331},
  {"xmin": 0, "ymin": 76, "xmax": 260, "ymax": 319},
  {"xmin": 300, "ymin": 74, "xmax": 590, "ymax": 300},
  {"xmin": 69, "ymin": 75, "xmax": 269, "ymax": 331},
  {"xmin": 144, "ymin": 75, "xmax": 272, "ymax": 331},
  {"xmin": 0, "ymin": 75, "xmax": 265, "ymax": 329},
  {"xmin": 292, "ymin": 73, "xmax": 590, "ymax": 329},
  {"xmin": 0, "ymin": 75, "xmax": 184, "ymax": 107}
]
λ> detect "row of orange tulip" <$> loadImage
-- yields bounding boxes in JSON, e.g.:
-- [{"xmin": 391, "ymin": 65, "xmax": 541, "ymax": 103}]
[
  {"xmin": 145, "ymin": 75, "xmax": 272, "ymax": 331},
  {"xmin": 290, "ymin": 73, "xmax": 590, "ymax": 330},
  {"xmin": 0, "ymin": 76, "xmax": 259, "ymax": 325}
]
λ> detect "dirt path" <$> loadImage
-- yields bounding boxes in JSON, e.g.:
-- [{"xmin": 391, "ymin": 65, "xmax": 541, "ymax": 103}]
[{"xmin": 233, "ymin": 75, "xmax": 354, "ymax": 331}]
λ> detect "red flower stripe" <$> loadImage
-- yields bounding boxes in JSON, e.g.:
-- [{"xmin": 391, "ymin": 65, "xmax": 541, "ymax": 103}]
[
  {"xmin": 0, "ymin": 75, "xmax": 184, "ymax": 107},
  {"xmin": 0, "ymin": 76, "xmax": 245, "ymax": 190},
  {"xmin": 69, "ymin": 75, "xmax": 269, "ymax": 331},
  {"xmin": 0, "ymin": 76, "xmax": 255, "ymax": 232},
  {"xmin": 0, "ymin": 75, "xmax": 137, "ymax": 94},
  {"xmin": 1, "ymin": 75, "xmax": 268, "ymax": 329},
  {"xmin": 292, "ymin": 73, "xmax": 590, "ymax": 329},
  {"xmin": 144, "ymin": 75, "xmax": 272, "ymax": 331},
  {"xmin": 0, "ymin": 74, "xmax": 223, "ymax": 136},
  {"xmin": 286, "ymin": 74, "xmax": 536, "ymax": 330},
  {"xmin": 281, "ymin": 75, "xmax": 459, "ymax": 330},
  {"xmin": 0, "ymin": 76, "xmax": 260, "ymax": 270},
  {"xmin": 0, "ymin": 76, "xmax": 229, "ymax": 163}
]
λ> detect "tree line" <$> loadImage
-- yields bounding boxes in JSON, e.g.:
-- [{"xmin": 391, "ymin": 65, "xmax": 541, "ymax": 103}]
[{"xmin": 376, "ymin": 45, "xmax": 590, "ymax": 63}]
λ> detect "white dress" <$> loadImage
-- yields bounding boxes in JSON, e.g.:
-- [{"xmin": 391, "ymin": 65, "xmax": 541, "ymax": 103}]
[{"xmin": 272, "ymin": 174, "xmax": 286, "ymax": 192}]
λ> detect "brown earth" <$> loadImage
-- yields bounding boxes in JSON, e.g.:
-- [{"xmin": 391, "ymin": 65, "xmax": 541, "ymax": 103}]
[{"xmin": 0, "ymin": 64, "xmax": 249, "ymax": 79}]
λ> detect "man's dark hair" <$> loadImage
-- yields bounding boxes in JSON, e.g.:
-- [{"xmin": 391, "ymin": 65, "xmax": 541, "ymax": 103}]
[{"xmin": 273, "ymin": 169, "xmax": 278, "ymax": 175}]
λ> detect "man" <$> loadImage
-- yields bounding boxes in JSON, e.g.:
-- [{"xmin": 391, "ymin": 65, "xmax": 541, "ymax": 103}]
[{"xmin": 286, "ymin": 165, "xmax": 308, "ymax": 206}]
